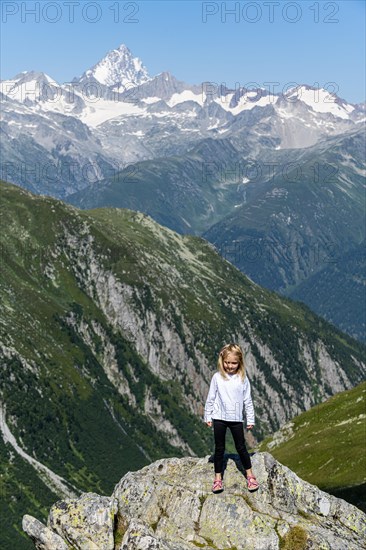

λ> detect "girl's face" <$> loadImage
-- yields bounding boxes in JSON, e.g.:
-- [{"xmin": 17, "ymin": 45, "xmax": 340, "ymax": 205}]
[{"xmin": 223, "ymin": 352, "xmax": 240, "ymax": 373}]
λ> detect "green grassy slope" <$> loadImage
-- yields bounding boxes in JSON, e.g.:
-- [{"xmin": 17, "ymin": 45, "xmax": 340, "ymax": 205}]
[{"xmin": 259, "ymin": 381, "xmax": 366, "ymax": 511}]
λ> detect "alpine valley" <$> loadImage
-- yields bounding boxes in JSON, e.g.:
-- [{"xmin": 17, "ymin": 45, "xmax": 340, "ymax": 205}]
[
  {"xmin": 1, "ymin": 43, "xmax": 365, "ymax": 340},
  {"xmin": 1, "ymin": 180, "xmax": 365, "ymax": 549}
]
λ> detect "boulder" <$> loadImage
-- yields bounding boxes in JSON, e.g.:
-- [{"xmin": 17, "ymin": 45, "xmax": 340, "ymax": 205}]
[
  {"xmin": 22, "ymin": 515, "xmax": 68, "ymax": 550},
  {"xmin": 23, "ymin": 452, "xmax": 366, "ymax": 549},
  {"xmin": 48, "ymin": 492, "xmax": 117, "ymax": 549}
]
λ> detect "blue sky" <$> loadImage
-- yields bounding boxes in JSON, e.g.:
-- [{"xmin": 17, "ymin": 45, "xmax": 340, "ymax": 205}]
[{"xmin": 1, "ymin": 0, "xmax": 365, "ymax": 103}]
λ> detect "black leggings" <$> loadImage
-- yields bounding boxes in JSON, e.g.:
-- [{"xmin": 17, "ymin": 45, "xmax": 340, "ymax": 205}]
[{"xmin": 213, "ymin": 419, "xmax": 252, "ymax": 474}]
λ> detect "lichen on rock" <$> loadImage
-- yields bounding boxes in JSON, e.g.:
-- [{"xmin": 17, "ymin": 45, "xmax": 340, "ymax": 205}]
[
  {"xmin": 47, "ymin": 492, "xmax": 117, "ymax": 549},
  {"xmin": 23, "ymin": 452, "xmax": 366, "ymax": 550},
  {"xmin": 22, "ymin": 515, "xmax": 69, "ymax": 550}
]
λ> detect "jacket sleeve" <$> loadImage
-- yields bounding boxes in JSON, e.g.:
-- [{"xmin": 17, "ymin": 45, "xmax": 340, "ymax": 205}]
[
  {"xmin": 204, "ymin": 375, "xmax": 217, "ymax": 422},
  {"xmin": 243, "ymin": 377, "xmax": 255, "ymax": 425}
]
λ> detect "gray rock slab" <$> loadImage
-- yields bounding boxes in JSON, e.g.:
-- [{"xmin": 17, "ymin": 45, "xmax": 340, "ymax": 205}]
[
  {"xmin": 47, "ymin": 492, "xmax": 117, "ymax": 550},
  {"xmin": 22, "ymin": 515, "xmax": 68, "ymax": 550}
]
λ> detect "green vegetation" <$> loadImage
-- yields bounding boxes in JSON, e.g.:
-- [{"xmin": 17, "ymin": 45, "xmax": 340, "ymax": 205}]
[
  {"xmin": 279, "ymin": 525, "xmax": 308, "ymax": 550},
  {"xmin": 259, "ymin": 381, "xmax": 366, "ymax": 511},
  {"xmin": 68, "ymin": 138, "xmax": 246, "ymax": 236},
  {"xmin": 0, "ymin": 438, "xmax": 56, "ymax": 550},
  {"xmin": 288, "ymin": 241, "xmax": 366, "ymax": 342},
  {"xmin": 203, "ymin": 130, "xmax": 365, "ymax": 343},
  {"xmin": 113, "ymin": 514, "xmax": 129, "ymax": 547},
  {"xmin": 0, "ymin": 180, "xmax": 365, "ymax": 548}
]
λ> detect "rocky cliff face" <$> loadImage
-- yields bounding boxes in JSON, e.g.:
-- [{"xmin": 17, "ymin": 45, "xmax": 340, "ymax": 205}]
[
  {"xmin": 2, "ymin": 181, "xmax": 366, "ymax": 549},
  {"xmin": 23, "ymin": 452, "xmax": 366, "ymax": 550}
]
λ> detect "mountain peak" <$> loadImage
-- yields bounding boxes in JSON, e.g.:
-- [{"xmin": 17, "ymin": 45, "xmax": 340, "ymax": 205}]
[
  {"xmin": 81, "ymin": 43, "xmax": 150, "ymax": 88},
  {"xmin": 114, "ymin": 43, "xmax": 131, "ymax": 53},
  {"xmin": 2, "ymin": 70, "xmax": 58, "ymax": 86},
  {"xmin": 0, "ymin": 70, "xmax": 60, "ymax": 102},
  {"xmin": 283, "ymin": 84, "xmax": 355, "ymax": 118}
]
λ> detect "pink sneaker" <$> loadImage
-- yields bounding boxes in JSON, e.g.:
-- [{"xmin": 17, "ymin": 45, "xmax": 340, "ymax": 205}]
[
  {"xmin": 212, "ymin": 479, "xmax": 224, "ymax": 493},
  {"xmin": 247, "ymin": 475, "xmax": 259, "ymax": 492}
]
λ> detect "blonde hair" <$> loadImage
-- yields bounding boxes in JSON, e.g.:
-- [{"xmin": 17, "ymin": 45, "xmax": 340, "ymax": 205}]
[{"xmin": 217, "ymin": 343, "xmax": 246, "ymax": 380}]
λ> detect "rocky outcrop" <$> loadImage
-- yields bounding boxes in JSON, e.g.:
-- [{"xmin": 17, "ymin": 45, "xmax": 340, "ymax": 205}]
[
  {"xmin": 23, "ymin": 452, "xmax": 366, "ymax": 549},
  {"xmin": 22, "ymin": 516, "xmax": 69, "ymax": 550}
]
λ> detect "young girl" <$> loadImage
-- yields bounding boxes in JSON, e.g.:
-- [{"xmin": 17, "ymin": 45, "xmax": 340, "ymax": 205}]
[{"xmin": 204, "ymin": 343, "xmax": 259, "ymax": 493}]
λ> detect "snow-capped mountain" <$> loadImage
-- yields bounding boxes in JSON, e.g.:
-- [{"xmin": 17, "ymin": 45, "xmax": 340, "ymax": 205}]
[
  {"xmin": 1, "ymin": 43, "xmax": 365, "ymax": 344},
  {"xmin": 1, "ymin": 43, "xmax": 365, "ymax": 197},
  {"xmin": 0, "ymin": 71, "xmax": 60, "ymax": 103},
  {"xmin": 75, "ymin": 43, "xmax": 150, "ymax": 89}
]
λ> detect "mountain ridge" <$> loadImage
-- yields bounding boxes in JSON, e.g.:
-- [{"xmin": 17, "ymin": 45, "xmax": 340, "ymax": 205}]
[
  {"xmin": 286, "ymin": 241, "xmax": 366, "ymax": 342},
  {"xmin": 1, "ymin": 42, "xmax": 364, "ymax": 200}
]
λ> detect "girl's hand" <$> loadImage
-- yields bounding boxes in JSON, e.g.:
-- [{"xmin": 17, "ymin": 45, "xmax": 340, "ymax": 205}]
[
  {"xmin": 247, "ymin": 424, "xmax": 254, "ymax": 430},
  {"xmin": 206, "ymin": 421, "xmax": 212, "ymax": 427}
]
